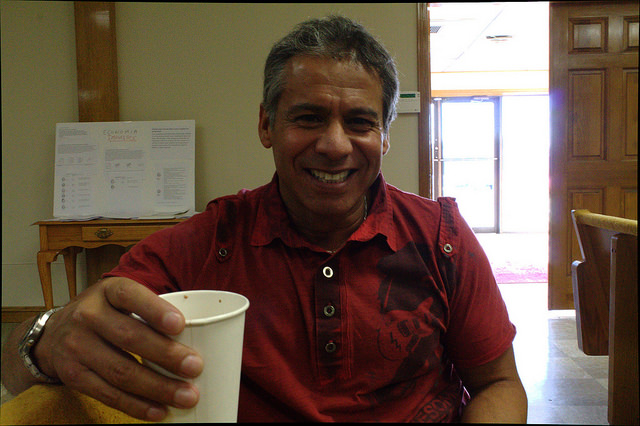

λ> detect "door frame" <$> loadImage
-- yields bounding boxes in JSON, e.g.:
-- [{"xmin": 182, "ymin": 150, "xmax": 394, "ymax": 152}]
[{"xmin": 417, "ymin": 3, "xmax": 433, "ymax": 199}]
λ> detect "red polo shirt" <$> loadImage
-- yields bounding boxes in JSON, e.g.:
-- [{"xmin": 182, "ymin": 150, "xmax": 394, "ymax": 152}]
[{"xmin": 106, "ymin": 173, "xmax": 516, "ymax": 422}]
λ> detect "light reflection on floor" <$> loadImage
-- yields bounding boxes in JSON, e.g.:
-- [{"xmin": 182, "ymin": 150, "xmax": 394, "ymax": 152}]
[{"xmin": 499, "ymin": 282, "xmax": 609, "ymax": 424}]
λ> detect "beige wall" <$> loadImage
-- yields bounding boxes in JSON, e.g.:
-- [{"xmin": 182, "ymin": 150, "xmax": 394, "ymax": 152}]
[{"xmin": 1, "ymin": 2, "xmax": 419, "ymax": 307}]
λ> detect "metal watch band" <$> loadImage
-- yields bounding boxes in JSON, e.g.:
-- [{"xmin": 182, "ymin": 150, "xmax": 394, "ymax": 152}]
[{"xmin": 19, "ymin": 306, "xmax": 64, "ymax": 383}]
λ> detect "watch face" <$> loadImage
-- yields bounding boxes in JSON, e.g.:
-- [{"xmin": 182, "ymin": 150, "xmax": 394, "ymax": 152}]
[
  {"xmin": 20, "ymin": 315, "xmax": 42, "ymax": 351},
  {"xmin": 18, "ymin": 310, "xmax": 62, "ymax": 383}
]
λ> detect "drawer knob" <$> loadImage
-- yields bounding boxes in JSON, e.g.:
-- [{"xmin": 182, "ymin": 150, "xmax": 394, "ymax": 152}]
[{"xmin": 95, "ymin": 228, "xmax": 113, "ymax": 239}]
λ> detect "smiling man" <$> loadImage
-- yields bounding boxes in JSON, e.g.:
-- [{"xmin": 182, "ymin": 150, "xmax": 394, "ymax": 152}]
[
  {"xmin": 2, "ymin": 16, "xmax": 527, "ymax": 422},
  {"xmin": 259, "ymin": 55, "xmax": 388, "ymax": 252}
]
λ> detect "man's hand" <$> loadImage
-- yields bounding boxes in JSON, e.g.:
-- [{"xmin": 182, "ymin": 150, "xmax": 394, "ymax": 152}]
[{"xmin": 2, "ymin": 277, "xmax": 203, "ymax": 422}]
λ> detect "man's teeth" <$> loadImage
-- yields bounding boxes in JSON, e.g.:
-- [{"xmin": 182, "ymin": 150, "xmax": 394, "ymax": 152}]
[{"xmin": 310, "ymin": 169, "xmax": 350, "ymax": 183}]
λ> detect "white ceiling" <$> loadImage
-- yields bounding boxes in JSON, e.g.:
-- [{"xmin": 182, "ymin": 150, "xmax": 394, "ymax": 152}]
[{"xmin": 429, "ymin": 2, "xmax": 549, "ymax": 73}]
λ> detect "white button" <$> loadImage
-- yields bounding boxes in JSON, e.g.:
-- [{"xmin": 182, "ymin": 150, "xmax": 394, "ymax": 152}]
[
  {"xmin": 324, "ymin": 341, "xmax": 337, "ymax": 353},
  {"xmin": 323, "ymin": 304, "xmax": 336, "ymax": 317},
  {"xmin": 322, "ymin": 266, "xmax": 334, "ymax": 278},
  {"xmin": 443, "ymin": 244, "xmax": 453, "ymax": 253}
]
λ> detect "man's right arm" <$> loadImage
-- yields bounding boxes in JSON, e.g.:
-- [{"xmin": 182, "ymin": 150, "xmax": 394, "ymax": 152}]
[{"xmin": 0, "ymin": 277, "xmax": 204, "ymax": 422}]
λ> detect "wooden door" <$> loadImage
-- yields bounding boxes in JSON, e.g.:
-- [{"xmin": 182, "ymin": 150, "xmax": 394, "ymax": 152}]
[{"xmin": 549, "ymin": 1, "xmax": 638, "ymax": 309}]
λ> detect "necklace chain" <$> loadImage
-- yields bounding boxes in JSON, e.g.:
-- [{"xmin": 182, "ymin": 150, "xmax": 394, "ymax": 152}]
[
  {"xmin": 363, "ymin": 194, "xmax": 368, "ymax": 221},
  {"xmin": 326, "ymin": 195, "xmax": 367, "ymax": 255}
]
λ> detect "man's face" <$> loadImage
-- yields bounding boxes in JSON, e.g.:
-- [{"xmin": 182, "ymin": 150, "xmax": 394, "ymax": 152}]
[{"xmin": 259, "ymin": 55, "xmax": 389, "ymax": 223}]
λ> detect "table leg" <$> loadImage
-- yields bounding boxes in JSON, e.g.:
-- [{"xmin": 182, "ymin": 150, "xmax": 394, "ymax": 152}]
[
  {"xmin": 86, "ymin": 245, "xmax": 127, "ymax": 286},
  {"xmin": 37, "ymin": 251, "xmax": 60, "ymax": 310},
  {"xmin": 62, "ymin": 247, "xmax": 82, "ymax": 300}
]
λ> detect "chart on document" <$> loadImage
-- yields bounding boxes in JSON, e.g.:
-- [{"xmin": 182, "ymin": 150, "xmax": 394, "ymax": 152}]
[{"xmin": 53, "ymin": 120, "xmax": 195, "ymax": 219}]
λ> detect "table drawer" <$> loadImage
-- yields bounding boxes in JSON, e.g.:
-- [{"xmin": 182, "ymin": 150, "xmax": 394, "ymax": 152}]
[{"xmin": 81, "ymin": 225, "xmax": 168, "ymax": 242}]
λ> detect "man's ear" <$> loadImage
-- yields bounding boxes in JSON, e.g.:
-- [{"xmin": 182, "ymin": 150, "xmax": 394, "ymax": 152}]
[
  {"xmin": 382, "ymin": 134, "xmax": 390, "ymax": 155},
  {"xmin": 258, "ymin": 104, "xmax": 272, "ymax": 149}
]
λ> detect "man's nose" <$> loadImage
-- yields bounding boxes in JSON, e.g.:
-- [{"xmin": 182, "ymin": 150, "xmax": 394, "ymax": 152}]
[{"xmin": 315, "ymin": 120, "xmax": 353, "ymax": 160}]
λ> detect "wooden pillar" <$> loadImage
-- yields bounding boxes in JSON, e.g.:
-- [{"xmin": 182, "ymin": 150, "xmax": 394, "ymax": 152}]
[
  {"xmin": 74, "ymin": 1, "xmax": 119, "ymax": 122},
  {"xmin": 74, "ymin": 2, "xmax": 125, "ymax": 286}
]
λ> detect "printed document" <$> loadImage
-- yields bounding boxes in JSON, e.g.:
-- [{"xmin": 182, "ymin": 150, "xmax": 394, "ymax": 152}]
[{"xmin": 53, "ymin": 120, "xmax": 195, "ymax": 219}]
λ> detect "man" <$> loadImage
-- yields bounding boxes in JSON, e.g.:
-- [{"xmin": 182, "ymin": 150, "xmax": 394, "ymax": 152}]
[{"xmin": 2, "ymin": 16, "xmax": 527, "ymax": 422}]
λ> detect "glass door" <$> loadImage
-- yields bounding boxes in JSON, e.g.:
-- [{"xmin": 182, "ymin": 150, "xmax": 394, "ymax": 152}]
[
  {"xmin": 501, "ymin": 94, "xmax": 549, "ymax": 232},
  {"xmin": 432, "ymin": 97, "xmax": 500, "ymax": 232}
]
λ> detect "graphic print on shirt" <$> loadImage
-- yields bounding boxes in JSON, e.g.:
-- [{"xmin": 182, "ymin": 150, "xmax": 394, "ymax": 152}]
[{"xmin": 371, "ymin": 242, "xmax": 445, "ymax": 404}]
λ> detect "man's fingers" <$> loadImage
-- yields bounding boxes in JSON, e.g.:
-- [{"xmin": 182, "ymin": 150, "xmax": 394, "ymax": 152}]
[
  {"xmin": 87, "ymin": 342, "xmax": 200, "ymax": 409},
  {"xmin": 57, "ymin": 340, "xmax": 199, "ymax": 421},
  {"xmin": 38, "ymin": 276, "xmax": 203, "ymax": 418},
  {"xmin": 60, "ymin": 359, "xmax": 169, "ymax": 422},
  {"xmin": 102, "ymin": 310, "xmax": 202, "ymax": 379},
  {"xmin": 74, "ymin": 278, "xmax": 203, "ymax": 379},
  {"xmin": 101, "ymin": 277, "xmax": 185, "ymax": 335}
]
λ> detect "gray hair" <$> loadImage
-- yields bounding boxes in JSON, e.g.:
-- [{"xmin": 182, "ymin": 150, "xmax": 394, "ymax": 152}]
[{"xmin": 262, "ymin": 15, "xmax": 399, "ymax": 134}]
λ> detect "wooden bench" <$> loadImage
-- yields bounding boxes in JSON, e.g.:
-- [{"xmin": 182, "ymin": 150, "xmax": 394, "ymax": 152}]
[{"xmin": 571, "ymin": 209, "xmax": 638, "ymax": 425}]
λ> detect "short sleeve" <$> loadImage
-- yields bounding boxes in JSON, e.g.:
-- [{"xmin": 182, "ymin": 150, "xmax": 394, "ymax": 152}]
[
  {"xmin": 104, "ymin": 208, "xmax": 217, "ymax": 294},
  {"xmin": 440, "ymin": 201, "xmax": 516, "ymax": 368}
]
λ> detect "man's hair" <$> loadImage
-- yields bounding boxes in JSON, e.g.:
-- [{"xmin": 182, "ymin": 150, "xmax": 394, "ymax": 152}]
[{"xmin": 262, "ymin": 15, "xmax": 399, "ymax": 134}]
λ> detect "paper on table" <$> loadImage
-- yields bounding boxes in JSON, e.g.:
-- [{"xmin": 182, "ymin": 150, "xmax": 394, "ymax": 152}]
[
  {"xmin": 137, "ymin": 209, "xmax": 198, "ymax": 220},
  {"xmin": 53, "ymin": 120, "xmax": 195, "ymax": 220},
  {"xmin": 40, "ymin": 210, "xmax": 199, "ymax": 222}
]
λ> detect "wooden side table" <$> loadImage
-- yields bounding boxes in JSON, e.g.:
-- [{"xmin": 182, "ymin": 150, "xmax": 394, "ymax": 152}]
[{"xmin": 34, "ymin": 218, "xmax": 186, "ymax": 309}]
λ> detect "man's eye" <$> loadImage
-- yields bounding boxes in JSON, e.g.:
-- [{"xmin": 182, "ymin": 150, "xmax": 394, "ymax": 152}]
[
  {"xmin": 296, "ymin": 114, "xmax": 323, "ymax": 125},
  {"xmin": 347, "ymin": 118, "xmax": 377, "ymax": 131}
]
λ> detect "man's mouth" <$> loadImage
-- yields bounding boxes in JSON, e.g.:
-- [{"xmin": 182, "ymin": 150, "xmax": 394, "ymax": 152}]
[{"xmin": 309, "ymin": 169, "xmax": 352, "ymax": 184}]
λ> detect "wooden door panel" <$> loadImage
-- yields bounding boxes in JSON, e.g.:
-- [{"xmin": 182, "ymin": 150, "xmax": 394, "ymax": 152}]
[
  {"xmin": 622, "ymin": 188, "xmax": 638, "ymax": 218},
  {"xmin": 623, "ymin": 15, "xmax": 639, "ymax": 50},
  {"xmin": 569, "ymin": 70, "xmax": 605, "ymax": 159},
  {"xmin": 570, "ymin": 18, "xmax": 608, "ymax": 52},
  {"xmin": 623, "ymin": 69, "xmax": 638, "ymax": 157},
  {"xmin": 626, "ymin": 18, "xmax": 639, "ymax": 47},
  {"xmin": 549, "ymin": 1, "xmax": 638, "ymax": 310}
]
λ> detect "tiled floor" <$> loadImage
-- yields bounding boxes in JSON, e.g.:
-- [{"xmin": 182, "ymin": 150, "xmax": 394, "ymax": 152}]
[
  {"xmin": 1, "ymin": 284, "xmax": 609, "ymax": 424},
  {"xmin": 479, "ymin": 232, "xmax": 609, "ymax": 423},
  {"xmin": 500, "ymin": 282, "xmax": 609, "ymax": 424}
]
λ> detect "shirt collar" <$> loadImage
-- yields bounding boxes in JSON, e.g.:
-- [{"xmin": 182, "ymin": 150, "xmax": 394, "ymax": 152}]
[{"xmin": 251, "ymin": 173, "xmax": 398, "ymax": 252}]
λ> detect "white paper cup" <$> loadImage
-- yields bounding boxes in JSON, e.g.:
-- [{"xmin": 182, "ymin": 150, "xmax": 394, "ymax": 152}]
[{"xmin": 141, "ymin": 290, "xmax": 249, "ymax": 423}]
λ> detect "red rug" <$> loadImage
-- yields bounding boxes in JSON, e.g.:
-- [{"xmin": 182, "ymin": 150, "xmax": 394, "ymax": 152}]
[
  {"xmin": 492, "ymin": 263, "xmax": 548, "ymax": 284},
  {"xmin": 476, "ymin": 232, "xmax": 549, "ymax": 284}
]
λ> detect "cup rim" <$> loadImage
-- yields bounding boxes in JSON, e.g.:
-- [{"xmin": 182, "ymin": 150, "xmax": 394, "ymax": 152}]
[{"xmin": 160, "ymin": 290, "xmax": 250, "ymax": 326}]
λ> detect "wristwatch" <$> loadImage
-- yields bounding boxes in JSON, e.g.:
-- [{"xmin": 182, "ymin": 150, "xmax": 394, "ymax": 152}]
[{"xmin": 18, "ymin": 306, "xmax": 64, "ymax": 383}]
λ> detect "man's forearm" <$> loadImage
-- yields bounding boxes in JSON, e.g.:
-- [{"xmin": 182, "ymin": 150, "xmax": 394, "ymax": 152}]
[{"xmin": 460, "ymin": 378, "xmax": 528, "ymax": 423}]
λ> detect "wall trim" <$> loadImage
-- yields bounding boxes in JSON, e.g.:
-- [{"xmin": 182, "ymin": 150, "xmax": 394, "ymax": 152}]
[{"xmin": 2, "ymin": 307, "xmax": 44, "ymax": 323}]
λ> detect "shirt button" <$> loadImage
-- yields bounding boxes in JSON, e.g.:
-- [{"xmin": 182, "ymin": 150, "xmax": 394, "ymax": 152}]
[
  {"xmin": 323, "ymin": 304, "xmax": 336, "ymax": 317},
  {"xmin": 324, "ymin": 341, "xmax": 337, "ymax": 353},
  {"xmin": 322, "ymin": 266, "xmax": 334, "ymax": 278}
]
